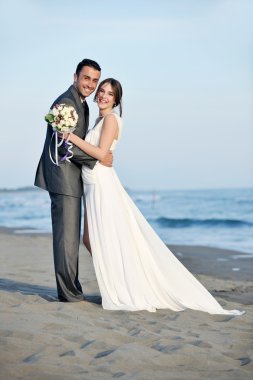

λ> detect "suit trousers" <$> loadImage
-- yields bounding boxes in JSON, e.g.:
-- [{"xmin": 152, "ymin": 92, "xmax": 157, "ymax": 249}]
[{"xmin": 49, "ymin": 192, "xmax": 84, "ymax": 302}]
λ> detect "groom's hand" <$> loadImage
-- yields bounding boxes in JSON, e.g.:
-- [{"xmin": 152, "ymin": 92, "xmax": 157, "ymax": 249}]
[{"xmin": 100, "ymin": 151, "xmax": 113, "ymax": 167}]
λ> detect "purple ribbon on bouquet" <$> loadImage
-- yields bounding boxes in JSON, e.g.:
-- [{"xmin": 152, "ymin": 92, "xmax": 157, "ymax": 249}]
[
  {"xmin": 49, "ymin": 131, "xmax": 74, "ymax": 166},
  {"xmin": 60, "ymin": 139, "xmax": 74, "ymax": 162}
]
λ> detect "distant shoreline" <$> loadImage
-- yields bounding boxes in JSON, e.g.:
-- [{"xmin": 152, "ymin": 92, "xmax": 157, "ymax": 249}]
[
  {"xmin": 0, "ymin": 186, "xmax": 252, "ymax": 192},
  {"xmin": 0, "ymin": 186, "xmax": 39, "ymax": 192}
]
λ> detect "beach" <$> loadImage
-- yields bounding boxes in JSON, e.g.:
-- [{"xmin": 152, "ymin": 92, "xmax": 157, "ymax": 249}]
[{"xmin": 0, "ymin": 228, "xmax": 252, "ymax": 380}]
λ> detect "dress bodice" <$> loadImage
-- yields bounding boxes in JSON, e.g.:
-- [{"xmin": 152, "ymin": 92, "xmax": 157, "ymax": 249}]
[
  {"xmin": 82, "ymin": 112, "xmax": 122, "ymax": 185},
  {"xmin": 85, "ymin": 113, "xmax": 122, "ymax": 151}
]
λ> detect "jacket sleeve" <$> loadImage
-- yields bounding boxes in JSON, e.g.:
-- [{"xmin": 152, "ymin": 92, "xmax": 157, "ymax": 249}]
[
  {"xmin": 69, "ymin": 146, "xmax": 97, "ymax": 168},
  {"xmin": 58, "ymin": 140, "xmax": 97, "ymax": 168}
]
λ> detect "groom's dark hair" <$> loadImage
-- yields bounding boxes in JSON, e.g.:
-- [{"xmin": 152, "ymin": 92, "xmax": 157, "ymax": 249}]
[{"xmin": 76, "ymin": 59, "xmax": 101, "ymax": 77}]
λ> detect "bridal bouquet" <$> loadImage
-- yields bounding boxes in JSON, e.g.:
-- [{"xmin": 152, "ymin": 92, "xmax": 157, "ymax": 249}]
[{"xmin": 45, "ymin": 104, "xmax": 78, "ymax": 165}]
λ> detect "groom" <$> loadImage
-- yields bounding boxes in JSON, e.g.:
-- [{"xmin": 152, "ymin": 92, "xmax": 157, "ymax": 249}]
[{"xmin": 35, "ymin": 58, "xmax": 111, "ymax": 302}]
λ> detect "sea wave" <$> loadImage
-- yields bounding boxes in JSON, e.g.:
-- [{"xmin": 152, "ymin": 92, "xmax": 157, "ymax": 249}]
[{"xmin": 154, "ymin": 217, "xmax": 253, "ymax": 228}]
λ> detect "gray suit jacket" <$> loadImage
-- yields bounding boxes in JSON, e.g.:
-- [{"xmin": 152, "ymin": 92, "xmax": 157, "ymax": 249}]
[{"xmin": 34, "ymin": 85, "xmax": 97, "ymax": 197}]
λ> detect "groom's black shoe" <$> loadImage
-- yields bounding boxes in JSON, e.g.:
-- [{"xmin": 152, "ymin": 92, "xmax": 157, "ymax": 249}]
[
  {"xmin": 58, "ymin": 295, "xmax": 85, "ymax": 302},
  {"xmin": 82, "ymin": 294, "xmax": 102, "ymax": 305}
]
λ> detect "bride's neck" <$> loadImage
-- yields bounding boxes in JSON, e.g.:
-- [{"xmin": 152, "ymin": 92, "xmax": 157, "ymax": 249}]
[{"xmin": 99, "ymin": 109, "xmax": 113, "ymax": 118}]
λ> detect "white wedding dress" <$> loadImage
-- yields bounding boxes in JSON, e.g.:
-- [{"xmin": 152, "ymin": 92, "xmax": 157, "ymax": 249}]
[{"xmin": 82, "ymin": 114, "xmax": 243, "ymax": 315}]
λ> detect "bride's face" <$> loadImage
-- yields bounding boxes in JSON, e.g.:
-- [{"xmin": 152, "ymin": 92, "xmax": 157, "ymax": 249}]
[{"xmin": 97, "ymin": 83, "xmax": 115, "ymax": 113}]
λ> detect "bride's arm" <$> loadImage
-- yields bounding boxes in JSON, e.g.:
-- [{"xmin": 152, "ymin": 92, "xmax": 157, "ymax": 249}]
[{"xmin": 68, "ymin": 114, "xmax": 118, "ymax": 161}]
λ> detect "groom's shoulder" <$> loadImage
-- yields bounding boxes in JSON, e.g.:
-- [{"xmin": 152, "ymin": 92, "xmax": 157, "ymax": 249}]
[{"xmin": 51, "ymin": 85, "xmax": 76, "ymax": 108}]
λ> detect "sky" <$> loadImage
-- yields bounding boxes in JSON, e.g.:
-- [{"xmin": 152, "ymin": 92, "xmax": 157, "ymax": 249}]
[{"xmin": 0, "ymin": 0, "xmax": 252, "ymax": 190}]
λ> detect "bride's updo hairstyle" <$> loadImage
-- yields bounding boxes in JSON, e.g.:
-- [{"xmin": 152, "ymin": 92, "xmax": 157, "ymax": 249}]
[{"xmin": 94, "ymin": 78, "xmax": 123, "ymax": 116}]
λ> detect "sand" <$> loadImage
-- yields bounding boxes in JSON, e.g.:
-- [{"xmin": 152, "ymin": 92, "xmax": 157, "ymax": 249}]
[{"xmin": 0, "ymin": 228, "xmax": 252, "ymax": 380}]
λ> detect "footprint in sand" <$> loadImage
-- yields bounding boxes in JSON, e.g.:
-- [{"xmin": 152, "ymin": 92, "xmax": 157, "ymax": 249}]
[
  {"xmin": 80, "ymin": 340, "xmax": 95, "ymax": 349},
  {"xmin": 238, "ymin": 357, "xmax": 251, "ymax": 366},
  {"xmin": 151, "ymin": 343, "xmax": 181, "ymax": 353},
  {"xmin": 190, "ymin": 340, "xmax": 212, "ymax": 348},
  {"xmin": 94, "ymin": 349, "xmax": 115, "ymax": 359},
  {"xmin": 23, "ymin": 353, "xmax": 39, "ymax": 363},
  {"xmin": 59, "ymin": 350, "xmax": 75, "ymax": 357}
]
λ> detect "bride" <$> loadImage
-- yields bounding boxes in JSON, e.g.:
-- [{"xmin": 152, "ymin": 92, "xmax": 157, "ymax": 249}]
[{"xmin": 62, "ymin": 78, "xmax": 243, "ymax": 315}]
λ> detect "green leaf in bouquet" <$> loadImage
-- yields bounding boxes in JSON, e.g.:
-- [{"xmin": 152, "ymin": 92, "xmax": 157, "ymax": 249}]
[{"xmin": 45, "ymin": 113, "xmax": 54, "ymax": 123}]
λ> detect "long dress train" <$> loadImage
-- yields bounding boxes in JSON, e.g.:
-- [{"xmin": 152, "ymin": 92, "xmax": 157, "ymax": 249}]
[{"xmin": 82, "ymin": 114, "xmax": 244, "ymax": 315}]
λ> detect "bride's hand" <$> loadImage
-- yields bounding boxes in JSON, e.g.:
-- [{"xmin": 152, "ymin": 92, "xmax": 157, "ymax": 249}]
[
  {"xmin": 58, "ymin": 132, "xmax": 70, "ymax": 140},
  {"xmin": 100, "ymin": 151, "xmax": 113, "ymax": 167}
]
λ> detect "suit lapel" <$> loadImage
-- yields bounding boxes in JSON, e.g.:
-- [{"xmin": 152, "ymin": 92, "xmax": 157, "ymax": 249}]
[
  {"xmin": 69, "ymin": 85, "xmax": 89, "ymax": 137},
  {"xmin": 70, "ymin": 85, "xmax": 83, "ymax": 116},
  {"xmin": 83, "ymin": 101, "xmax": 89, "ymax": 136}
]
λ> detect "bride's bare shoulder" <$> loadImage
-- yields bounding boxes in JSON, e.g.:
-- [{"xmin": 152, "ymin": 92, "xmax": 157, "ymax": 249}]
[{"xmin": 103, "ymin": 113, "xmax": 120, "ymax": 126}]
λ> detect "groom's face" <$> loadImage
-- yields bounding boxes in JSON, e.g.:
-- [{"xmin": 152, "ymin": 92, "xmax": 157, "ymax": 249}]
[{"xmin": 74, "ymin": 66, "xmax": 101, "ymax": 99}]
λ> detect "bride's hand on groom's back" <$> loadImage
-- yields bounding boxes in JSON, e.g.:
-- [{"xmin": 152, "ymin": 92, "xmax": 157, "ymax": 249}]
[{"xmin": 100, "ymin": 151, "xmax": 113, "ymax": 167}]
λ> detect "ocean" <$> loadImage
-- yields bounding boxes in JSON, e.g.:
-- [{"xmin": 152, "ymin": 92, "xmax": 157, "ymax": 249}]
[{"xmin": 0, "ymin": 187, "xmax": 252, "ymax": 254}]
